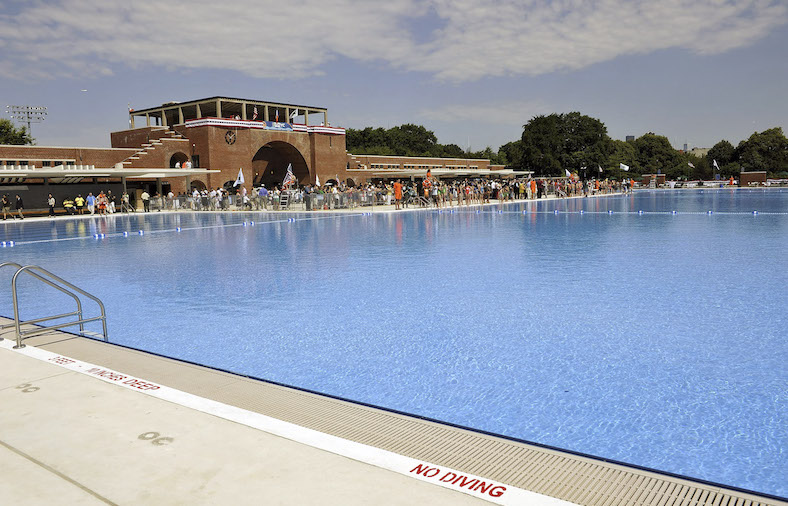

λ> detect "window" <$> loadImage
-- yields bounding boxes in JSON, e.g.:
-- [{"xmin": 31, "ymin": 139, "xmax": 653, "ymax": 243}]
[
  {"xmin": 53, "ymin": 161, "xmax": 62, "ymax": 166},
  {"xmin": 43, "ymin": 161, "xmax": 51, "ymax": 167},
  {"xmin": 19, "ymin": 160, "xmax": 29, "ymax": 166},
  {"xmin": 66, "ymin": 161, "xmax": 75, "ymax": 166}
]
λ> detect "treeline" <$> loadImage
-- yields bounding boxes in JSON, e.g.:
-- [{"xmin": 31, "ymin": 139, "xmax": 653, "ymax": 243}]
[
  {"xmin": 345, "ymin": 124, "xmax": 507, "ymax": 164},
  {"xmin": 346, "ymin": 114, "xmax": 788, "ymax": 179},
  {"xmin": 516, "ymin": 112, "xmax": 788, "ymax": 179}
]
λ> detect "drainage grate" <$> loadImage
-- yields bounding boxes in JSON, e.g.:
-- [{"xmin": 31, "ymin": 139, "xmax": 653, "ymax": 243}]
[{"xmin": 10, "ymin": 324, "xmax": 785, "ymax": 506}]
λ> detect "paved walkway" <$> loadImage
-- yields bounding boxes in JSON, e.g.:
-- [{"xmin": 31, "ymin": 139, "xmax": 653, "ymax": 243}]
[
  {"xmin": 4, "ymin": 192, "xmax": 623, "ymax": 223},
  {"xmin": 0, "ymin": 338, "xmax": 490, "ymax": 505}
]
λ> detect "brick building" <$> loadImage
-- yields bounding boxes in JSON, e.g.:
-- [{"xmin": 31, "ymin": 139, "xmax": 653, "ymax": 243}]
[{"xmin": 0, "ymin": 96, "xmax": 515, "ymax": 208}]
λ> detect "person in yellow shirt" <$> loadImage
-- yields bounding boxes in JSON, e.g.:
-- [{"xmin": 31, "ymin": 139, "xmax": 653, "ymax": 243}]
[
  {"xmin": 74, "ymin": 194, "xmax": 85, "ymax": 214},
  {"xmin": 63, "ymin": 198, "xmax": 75, "ymax": 215}
]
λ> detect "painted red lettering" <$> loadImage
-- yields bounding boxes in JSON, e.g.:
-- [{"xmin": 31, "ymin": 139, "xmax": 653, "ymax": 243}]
[
  {"xmin": 439, "ymin": 472, "xmax": 457, "ymax": 483},
  {"xmin": 457, "ymin": 476, "xmax": 478, "ymax": 489},
  {"xmin": 473, "ymin": 481, "xmax": 492, "ymax": 494},
  {"xmin": 49, "ymin": 356, "xmax": 75, "ymax": 365},
  {"xmin": 123, "ymin": 379, "xmax": 160, "ymax": 390},
  {"xmin": 489, "ymin": 486, "xmax": 506, "ymax": 497},
  {"xmin": 410, "ymin": 464, "xmax": 431, "ymax": 476},
  {"xmin": 89, "ymin": 369, "xmax": 126, "ymax": 382},
  {"xmin": 409, "ymin": 464, "xmax": 441, "ymax": 478}
]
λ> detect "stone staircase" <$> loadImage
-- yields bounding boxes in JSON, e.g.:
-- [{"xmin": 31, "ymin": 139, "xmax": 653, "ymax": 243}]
[{"xmin": 119, "ymin": 127, "xmax": 190, "ymax": 170}]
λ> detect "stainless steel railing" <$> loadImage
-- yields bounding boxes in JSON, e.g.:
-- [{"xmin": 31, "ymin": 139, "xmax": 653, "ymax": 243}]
[{"xmin": 0, "ymin": 262, "xmax": 108, "ymax": 348}]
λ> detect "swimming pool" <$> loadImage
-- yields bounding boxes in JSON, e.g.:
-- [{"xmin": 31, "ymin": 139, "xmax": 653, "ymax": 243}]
[{"xmin": 1, "ymin": 189, "xmax": 786, "ymax": 497}]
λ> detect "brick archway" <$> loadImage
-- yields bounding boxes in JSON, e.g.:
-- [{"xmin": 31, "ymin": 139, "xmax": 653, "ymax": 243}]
[
  {"xmin": 252, "ymin": 141, "xmax": 310, "ymax": 189},
  {"xmin": 169, "ymin": 152, "xmax": 189, "ymax": 168}
]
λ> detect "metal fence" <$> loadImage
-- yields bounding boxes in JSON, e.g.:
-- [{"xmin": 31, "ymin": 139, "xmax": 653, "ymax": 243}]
[{"xmin": 151, "ymin": 190, "xmax": 442, "ymax": 212}]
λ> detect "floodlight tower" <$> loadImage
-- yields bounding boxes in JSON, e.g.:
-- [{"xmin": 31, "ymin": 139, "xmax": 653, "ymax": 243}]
[{"xmin": 6, "ymin": 105, "xmax": 47, "ymax": 137}]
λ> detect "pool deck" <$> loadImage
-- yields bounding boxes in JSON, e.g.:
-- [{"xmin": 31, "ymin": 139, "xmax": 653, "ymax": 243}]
[
  {"xmin": 1, "ymin": 319, "xmax": 784, "ymax": 506},
  {"xmin": 3, "ymin": 192, "xmax": 621, "ymax": 222}
]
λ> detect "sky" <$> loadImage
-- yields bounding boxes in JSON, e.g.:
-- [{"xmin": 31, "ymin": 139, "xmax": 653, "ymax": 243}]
[{"xmin": 1, "ymin": 0, "xmax": 787, "ymax": 152}]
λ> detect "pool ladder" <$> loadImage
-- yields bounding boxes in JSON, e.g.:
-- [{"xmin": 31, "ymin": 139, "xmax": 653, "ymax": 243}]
[{"xmin": 0, "ymin": 262, "xmax": 108, "ymax": 349}]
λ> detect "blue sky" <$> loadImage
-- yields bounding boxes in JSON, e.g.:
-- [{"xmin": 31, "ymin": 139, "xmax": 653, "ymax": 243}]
[{"xmin": 1, "ymin": 0, "xmax": 786, "ymax": 151}]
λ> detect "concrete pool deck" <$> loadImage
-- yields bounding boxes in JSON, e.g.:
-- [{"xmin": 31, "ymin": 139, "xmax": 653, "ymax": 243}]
[
  {"xmin": 3, "ymin": 192, "xmax": 625, "ymax": 223},
  {"xmin": 1, "ymin": 320, "xmax": 785, "ymax": 506}
]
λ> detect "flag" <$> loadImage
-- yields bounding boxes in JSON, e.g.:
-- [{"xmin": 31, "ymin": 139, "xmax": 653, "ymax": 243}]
[
  {"xmin": 598, "ymin": 165, "xmax": 603, "ymax": 173},
  {"xmin": 252, "ymin": 106, "xmax": 258, "ymax": 120},
  {"xmin": 281, "ymin": 163, "xmax": 295, "ymax": 188},
  {"xmin": 713, "ymin": 159, "xmax": 721, "ymax": 171},
  {"xmin": 565, "ymin": 169, "xmax": 571, "ymax": 177},
  {"xmin": 688, "ymin": 162, "xmax": 695, "ymax": 168},
  {"xmin": 233, "ymin": 168, "xmax": 245, "ymax": 187},
  {"xmin": 620, "ymin": 163, "xmax": 630, "ymax": 172},
  {"xmin": 275, "ymin": 109, "xmax": 279, "ymax": 122},
  {"xmin": 290, "ymin": 108, "xmax": 298, "ymax": 120},
  {"xmin": 315, "ymin": 173, "xmax": 320, "ymax": 187}
]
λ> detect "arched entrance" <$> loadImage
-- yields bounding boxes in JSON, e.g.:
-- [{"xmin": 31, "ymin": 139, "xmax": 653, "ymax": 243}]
[
  {"xmin": 252, "ymin": 141, "xmax": 309, "ymax": 189},
  {"xmin": 190, "ymin": 180, "xmax": 207, "ymax": 191},
  {"xmin": 170, "ymin": 152, "xmax": 189, "ymax": 168}
]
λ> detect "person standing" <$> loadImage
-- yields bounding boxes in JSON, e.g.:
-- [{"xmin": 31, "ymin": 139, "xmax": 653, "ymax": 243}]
[
  {"xmin": 97, "ymin": 191, "xmax": 107, "ymax": 215},
  {"xmin": 2, "ymin": 194, "xmax": 11, "ymax": 220},
  {"xmin": 15, "ymin": 194, "xmax": 24, "ymax": 219},
  {"xmin": 393, "ymin": 179, "xmax": 403, "ymax": 210},
  {"xmin": 141, "ymin": 190, "xmax": 150, "ymax": 212},
  {"xmin": 121, "ymin": 191, "xmax": 132, "ymax": 212},
  {"xmin": 47, "ymin": 193, "xmax": 56, "ymax": 217},
  {"xmin": 108, "ymin": 190, "xmax": 116, "ymax": 213},
  {"xmin": 86, "ymin": 192, "xmax": 96, "ymax": 214}
]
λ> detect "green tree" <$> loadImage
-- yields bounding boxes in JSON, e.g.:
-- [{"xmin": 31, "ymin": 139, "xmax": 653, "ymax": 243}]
[
  {"xmin": 498, "ymin": 140, "xmax": 524, "ymax": 169},
  {"xmin": 707, "ymin": 140, "xmax": 735, "ymax": 168},
  {"xmin": 0, "ymin": 119, "xmax": 33, "ymax": 145},
  {"xmin": 736, "ymin": 127, "xmax": 788, "ymax": 174},
  {"xmin": 346, "ymin": 124, "xmax": 438, "ymax": 157},
  {"xmin": 633, "ymin": 133, "xmax": 679, "ymax": 174},
  {"xmin": 439, "ymin": 143, "xmax": 466, "ymax": 158},
  {"xmin": 606, "ymin": 139, "xmax": 637, "ymax": 176},
  {"xmin": 521, "ymin": 112, "xmax": 611, "ymax": 177},
  {"xmin": 675, "ymin": 152, "xmax": 709, "ymax": 180}
]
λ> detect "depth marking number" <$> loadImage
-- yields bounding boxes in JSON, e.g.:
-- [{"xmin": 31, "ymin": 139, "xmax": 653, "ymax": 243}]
[{"xmin": 138, "ymin": 431, "xmax": 174, "ymax": 446}]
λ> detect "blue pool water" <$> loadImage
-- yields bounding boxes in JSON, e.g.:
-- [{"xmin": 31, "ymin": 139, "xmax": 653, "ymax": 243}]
[{"xmin": 1, "ymin": 189, "xmax": 786, "ymax": 497}]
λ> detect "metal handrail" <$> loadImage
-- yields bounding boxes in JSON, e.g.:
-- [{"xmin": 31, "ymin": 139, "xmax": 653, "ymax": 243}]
[
  {"xmin": 2, "ymin": 263, "xmax": 108, "ymax": 348},
  {"xmin": 0, "ymin": 262, "xmax": 85, "ymax": 338}
]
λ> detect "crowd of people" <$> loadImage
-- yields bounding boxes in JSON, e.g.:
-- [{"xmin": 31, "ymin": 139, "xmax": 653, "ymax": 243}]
[{"xmin": 2, "ymin": 176, "xmax": 633, "ymax": 219}]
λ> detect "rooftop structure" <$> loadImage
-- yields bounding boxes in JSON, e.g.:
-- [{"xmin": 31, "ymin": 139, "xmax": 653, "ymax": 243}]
[{"xmin": 128, "ymin": 96, "xmax": 329, "ymax": 129}]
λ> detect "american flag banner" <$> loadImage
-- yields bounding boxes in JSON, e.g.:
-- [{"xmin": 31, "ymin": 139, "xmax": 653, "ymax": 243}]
[{"xmin": 281, "ymin": 163, "xmax": 296, "ymax": 188}]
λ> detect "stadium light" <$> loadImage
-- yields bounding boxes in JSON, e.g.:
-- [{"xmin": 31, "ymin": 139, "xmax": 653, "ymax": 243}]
[{"xmin": 6, "ymin": 105, "xmax": 47, "ymax": 137}]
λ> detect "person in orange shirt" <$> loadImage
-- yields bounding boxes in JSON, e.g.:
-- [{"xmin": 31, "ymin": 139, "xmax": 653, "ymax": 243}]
[{"xmin": 393, "ymin": 179, "xmax": 403, "ymax": 210}]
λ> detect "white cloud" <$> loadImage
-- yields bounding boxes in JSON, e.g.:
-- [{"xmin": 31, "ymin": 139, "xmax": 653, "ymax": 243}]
[{"xmin": 0, "ymin": 0, "xmax": 785, "ymax": 81}]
